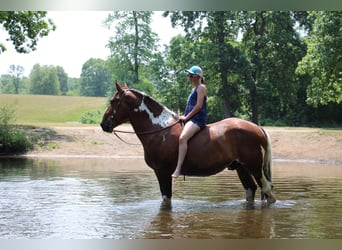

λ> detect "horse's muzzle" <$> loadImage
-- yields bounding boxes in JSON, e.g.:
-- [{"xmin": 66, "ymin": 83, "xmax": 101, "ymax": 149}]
[{"xmin": 100, "ymin": 120, "xmax": 113, "ymax": 133}]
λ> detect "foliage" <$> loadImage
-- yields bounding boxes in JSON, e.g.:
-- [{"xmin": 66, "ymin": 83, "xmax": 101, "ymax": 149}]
[
  {"xmin": 8, "ymin": 65, "xmax": 24, "ymax": 94},
  {"xmin": 163, "ymin": 11, "xmax": 341, "ymax": 126},
  {"xmin": 0, "ymin": 11, "xmax": 55, "ymax": 54},
  {"xmin": 80, "ymin": 58, "xmax": 112, "ymax": 97},
  {"xmin": 104, "ymin": 11, "xmax": 160, "ymax": 84},
  {"xmin": 0, "ymin": 66, "xmax": 28, "ymax": 94},
  {"xmin": 238, "ymin": 11, "xmax": 306, "ymax": 124},
  {"xmin": 296, "ymin": 11, "xmax": 342, "ymax": 106},
  {"xmin": 80, "ymin": 109, "xmax": 103, "ymax": 124},
  {"xmin": 0, "ymin": 106, "xmax": 31, "ymax": 154},
  {"xmin": 156, "ymin": 35, "xmax": 195, "ymax": 113},
  {"xmin": 56, "ymin": 66, "xmax": 68, "ymax": 95},
  {"xmin": 1, "ymin": 64, "xmax": 69, "ymax": 96},
  {"xmin": 132, "ymin": 78, "xmax": 157, "ymax": 96},
  {"xmin": 66, "ymin": 77, "xmax": 81, "ymax": 96},
  {"xmin": 1, "ymin": 11, "xmax": 341, "ymax": 127},
  {"xmin": 0, "ymin": 74, "xmax": 14, "ymax": 93},
  {"xmin": 29, "ymin": 64, "xmax": 60, "ymax": 95},
  {"xmin": 207, "ymin": 96, "xmax": 225, "ymax": 122}
]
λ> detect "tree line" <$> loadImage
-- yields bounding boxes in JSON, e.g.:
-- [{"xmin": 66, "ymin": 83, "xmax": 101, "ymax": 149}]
[{"xmin": 1, "ymin": 11, "xmax": 341, "ymax": 127}]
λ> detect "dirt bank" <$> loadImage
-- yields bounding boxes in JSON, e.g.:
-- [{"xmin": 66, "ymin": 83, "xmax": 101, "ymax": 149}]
[{"xmin": 24, "ymin": 125, "xmax": 342, "ymax": 163}]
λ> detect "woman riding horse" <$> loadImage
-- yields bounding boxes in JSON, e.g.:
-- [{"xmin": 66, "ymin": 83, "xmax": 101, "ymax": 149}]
[
  {"xmin": 172, "ymin": 65, "xmax": 207, "ymax": 178},
  {"xmin": 101, "ymin": 81, "xmax": 276, "ymax": 206}
]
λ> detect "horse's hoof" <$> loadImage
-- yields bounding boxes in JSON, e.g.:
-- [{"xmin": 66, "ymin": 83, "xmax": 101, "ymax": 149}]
[
  {"xmin": 246, "ymin": 202, "xmax": 255, "ymax": 210},
  {"xmin": 160, "ymin": 195, "xmax": 172, "ymax": 210},
  {"xmin": 267, "ymin": 197, "xmax": 276, "ymax": 204}
]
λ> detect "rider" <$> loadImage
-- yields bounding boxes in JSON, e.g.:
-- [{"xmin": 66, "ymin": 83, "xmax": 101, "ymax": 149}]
[{"xmin": 171, "ymin": 65, "xmax": 207, "ymax": 178}]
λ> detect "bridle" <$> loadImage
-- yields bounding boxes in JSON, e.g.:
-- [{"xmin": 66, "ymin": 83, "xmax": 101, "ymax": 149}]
[
  {"xmin": 109, "ymin": 89, "xmax": 181, "ymax": 144},
  {"xmin": 109, "ymin": 89, "xmax": 128, "ymax": 122}
]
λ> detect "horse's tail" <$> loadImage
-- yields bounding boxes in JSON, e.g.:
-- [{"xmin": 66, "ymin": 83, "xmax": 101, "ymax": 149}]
[
  {"xmin": 261, "ymin": 127, "xmax": 276, "ymax": 203},
  {"xmin": 261, "ymin": 127, "xmax": 272, "ymax": 183}
]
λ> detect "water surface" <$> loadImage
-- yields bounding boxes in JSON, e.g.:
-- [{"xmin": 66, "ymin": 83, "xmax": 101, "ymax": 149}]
[{"xmin": 0, "ymin": 157, "xmax": 341, "ymax": 239}]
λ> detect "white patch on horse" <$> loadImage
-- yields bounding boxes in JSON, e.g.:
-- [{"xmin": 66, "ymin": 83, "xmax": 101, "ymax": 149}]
[{"xmin": 134, "ymin": 98, "xmax": 176, "ymax": 127}]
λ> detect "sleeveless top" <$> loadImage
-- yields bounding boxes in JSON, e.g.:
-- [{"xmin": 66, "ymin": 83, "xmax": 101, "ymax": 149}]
[{"xmin": 184, "ymin": 86, "xmax": 207, "ymax": 128}]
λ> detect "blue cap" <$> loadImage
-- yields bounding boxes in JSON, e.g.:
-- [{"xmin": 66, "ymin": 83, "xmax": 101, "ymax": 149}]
[{"xmin": 185, "ymin": 65, "xmax": 203, "ymax": 77}]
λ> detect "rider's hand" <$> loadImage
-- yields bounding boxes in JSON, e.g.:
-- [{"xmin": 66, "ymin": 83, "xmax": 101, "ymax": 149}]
[{"xmin": 179, "ymin": 115, "xmax": 187, "ymax": 126}]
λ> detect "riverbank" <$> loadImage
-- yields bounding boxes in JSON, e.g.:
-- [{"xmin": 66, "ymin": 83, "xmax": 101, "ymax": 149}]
[{"xmin": 20, "ymin": 124, "xmax": 342, "ymax": 164}]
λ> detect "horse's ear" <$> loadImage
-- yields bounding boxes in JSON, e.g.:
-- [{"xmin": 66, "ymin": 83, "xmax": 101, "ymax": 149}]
[
  {"xmin": 116, "ymin": 81, "xmax": 123, "ymax": 93},
  {"xmin": 123, "ymin": 82, "xmax": 128, "ymax": 89}
]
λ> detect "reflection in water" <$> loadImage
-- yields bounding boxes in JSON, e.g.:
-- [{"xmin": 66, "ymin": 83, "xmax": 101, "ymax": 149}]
[
  {"xmin": 140, "ymin": 200, "xmax": 278, "ymax": 239},
  {"xmin": 0, "ymin": 157, "xmax": 341, "ymax": 239}
]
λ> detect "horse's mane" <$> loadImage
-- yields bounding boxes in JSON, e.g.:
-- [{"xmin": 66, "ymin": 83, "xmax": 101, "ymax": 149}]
[{"xmin": 129, "ymin": 89, "xmax": 177, "ymax": 119}]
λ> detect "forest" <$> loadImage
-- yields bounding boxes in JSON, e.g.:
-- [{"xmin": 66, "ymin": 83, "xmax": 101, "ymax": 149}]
[{"xmin": 1, "ymin": 11, "xmax": 341, "ymax": 127}]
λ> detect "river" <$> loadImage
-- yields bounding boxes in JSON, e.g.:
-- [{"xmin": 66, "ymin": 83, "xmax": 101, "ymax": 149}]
[{"xmin": 0, "ymin": 157, "xmax": 341, "ymax": 239}]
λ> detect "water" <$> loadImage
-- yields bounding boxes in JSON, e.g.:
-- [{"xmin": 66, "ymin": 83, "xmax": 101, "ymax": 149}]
[{"xmin": 0, "ymin": 157, "xmax": 341, "ymax": 239}]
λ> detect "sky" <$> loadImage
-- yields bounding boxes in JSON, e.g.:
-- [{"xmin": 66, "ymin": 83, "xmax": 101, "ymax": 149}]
[{"xmin": 0, "ymin": 11, "xmax": 183, "ymax": 78}]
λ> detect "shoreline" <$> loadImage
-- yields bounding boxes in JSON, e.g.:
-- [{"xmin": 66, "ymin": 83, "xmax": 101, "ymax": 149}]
[
  {"xmin": 2, "ymin": 154, "xmax": 340, "ymax": 165},
  {"xmin": 3, "ymin": 124, "xmax": 342, "ymax": 164},
  {"xmin": 0, "ymin": 154, "xmax": 342, "ymax": 165}
]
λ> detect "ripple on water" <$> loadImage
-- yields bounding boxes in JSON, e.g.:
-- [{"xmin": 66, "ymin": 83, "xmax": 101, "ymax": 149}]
[{"xmin": 1, "ymin": 158, "xmax": 342, "ymax": 239}]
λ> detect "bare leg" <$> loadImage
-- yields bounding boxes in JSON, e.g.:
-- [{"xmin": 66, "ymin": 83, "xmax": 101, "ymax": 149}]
[{"xmin": 172, "ymin": 121, "xmax": 200, "ymax": 178}]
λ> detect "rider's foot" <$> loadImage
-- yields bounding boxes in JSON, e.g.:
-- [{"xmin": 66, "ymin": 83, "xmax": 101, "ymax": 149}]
[{"xmin": 171, "ymin": 170, "xmax": 180, "ymax": 178}]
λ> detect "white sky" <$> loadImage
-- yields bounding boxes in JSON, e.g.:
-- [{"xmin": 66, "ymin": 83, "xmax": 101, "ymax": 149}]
[{"xmin": 0, "ymin": 11, "xmax": 183, "ymax": 78}]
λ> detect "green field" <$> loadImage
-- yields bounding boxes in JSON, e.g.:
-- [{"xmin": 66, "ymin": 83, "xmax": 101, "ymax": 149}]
[{"xmin": 0, "ymin": 94, "xmax": 107, "ymax": 124}]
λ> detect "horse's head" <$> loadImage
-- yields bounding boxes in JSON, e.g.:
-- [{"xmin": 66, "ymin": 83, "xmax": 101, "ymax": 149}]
[
  {"xmin": 100, "ymin": 81, "xmax": 133, "ymax": 133},
  {"xmin": 101, "ymin": 81, "xmax": 178, "ymax": 134}
]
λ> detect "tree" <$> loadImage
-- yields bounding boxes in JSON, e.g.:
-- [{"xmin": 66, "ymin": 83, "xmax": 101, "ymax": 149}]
[
  {"xmin": 29, "ymin": 64, "xmax": 60, "ymax": 95},
  {"xmin": 164, "ymin": 11, "xmax": 250, "ymax": 119},
  {"xmin": 296, "ymin": 11, "xmax": 342, "ymax": 106},
  {"xmin": 203, "ymin": 12, "xmax": 247, "ymax": 119},
  {"xmin": 80, "ymin": 58, "xmax": 111, "ymax": 97},
  {"xmin": 66, "ymin": 77, "xmax": 81, "ymax": 96},
  {"xmin": 8, "ymin": 65, "xmax": 24, "ymax": 94},
  {"xmin": 56, "ymin": 66, "xmax": 68, "ymax": 95},
  {"xmin": 240, "ymin": 11, "xmax": 306, "ymax": 124},
  {"xmin": 164, "ymin": 11, "xmax": 310, "ymax": 125},
  {"xmin": 0, "ymin": 11, "xmax": 55, "ymax": 54},
  {"xmin": 0, "ymin": 74, "xmax": 12, "ymax": 93},
  {"xmin": 159, "ymin": 35, "xmax": 196, "ymax": 113},
  {"xmin": 0, "ymin": 66, "xmax": 28, "ymax": 94},
  {"xmin": 104, "ymin": 11, "xmax": 160, "ymax": 84}
]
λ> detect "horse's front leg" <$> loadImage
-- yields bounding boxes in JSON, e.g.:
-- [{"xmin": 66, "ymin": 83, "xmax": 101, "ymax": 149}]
[{"xmin": 154, "ymin": 168, "xmax": 172, "ymax": 208}]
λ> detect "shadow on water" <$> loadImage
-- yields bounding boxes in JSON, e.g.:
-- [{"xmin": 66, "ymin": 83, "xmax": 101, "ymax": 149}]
[{"xmin": 0, "ymin": 157, "xmax": 342, "ymax": 239}]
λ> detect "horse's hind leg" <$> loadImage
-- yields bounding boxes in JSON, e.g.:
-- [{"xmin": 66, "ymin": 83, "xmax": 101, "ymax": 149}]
[
  {"xmin": 250, "ymin": 168, "xmax": 276, "ymax": 203},
  {"xmin": 235, "ymin": 166, "xmax": 257, "ymax": 205},
  {"xmin": 260, "ymin": 173, "xmax": 276, "ymax": 203}
]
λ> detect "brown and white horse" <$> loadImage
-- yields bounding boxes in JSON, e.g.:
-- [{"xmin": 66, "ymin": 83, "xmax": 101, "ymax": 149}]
[{"xmin": 101, "ymin": 82, "xmax": 276, "ymax": 206}]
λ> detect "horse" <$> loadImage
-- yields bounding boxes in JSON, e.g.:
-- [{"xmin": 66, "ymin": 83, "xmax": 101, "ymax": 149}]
[{"xmin": 101, "ymin": 82, "xmax": 276, "ymax": 206}]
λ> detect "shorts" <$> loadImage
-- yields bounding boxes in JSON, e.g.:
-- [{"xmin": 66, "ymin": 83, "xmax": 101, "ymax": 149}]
[{"xmin": 189, "ymin": 118, "xmax": 206, "ymax": 129}]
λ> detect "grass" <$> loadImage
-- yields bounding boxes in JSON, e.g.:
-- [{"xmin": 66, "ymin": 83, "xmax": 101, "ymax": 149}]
[{"xmin": 0, "ymin": 94, "xmax": 107, "ymax": 124}]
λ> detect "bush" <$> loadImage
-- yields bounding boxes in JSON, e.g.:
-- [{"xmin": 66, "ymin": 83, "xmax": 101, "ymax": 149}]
[
  {"xmin": 0, "ymin": 106, "xmax": 31, "ymax": 154},
  {"xmin": 80, "ymin": 109, "xmax": 102, "ymax": 124}
]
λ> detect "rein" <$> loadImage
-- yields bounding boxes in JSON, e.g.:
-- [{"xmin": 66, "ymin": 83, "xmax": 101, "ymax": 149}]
[
  {"xmin": 109, "ymin": 87, "xmax": 181, "ymax": 145},
  {"xmin": 112, "ymin": 119, "xmax": 181, "ymax": 145}
]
